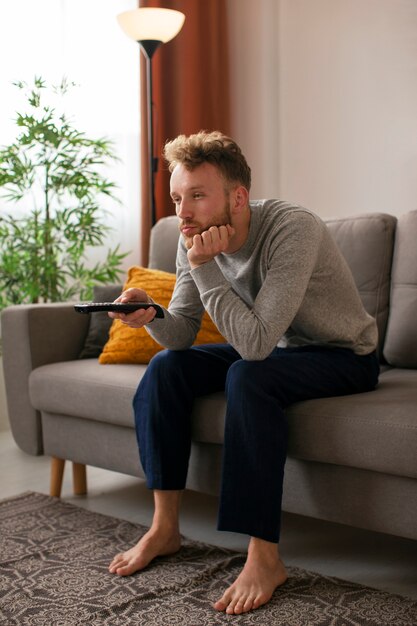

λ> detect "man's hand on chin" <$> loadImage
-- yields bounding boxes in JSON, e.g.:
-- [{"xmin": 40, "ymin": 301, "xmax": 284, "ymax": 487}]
[{"xmin": 187, "ymin": 224, "xmax": 235, "ymax": 269}]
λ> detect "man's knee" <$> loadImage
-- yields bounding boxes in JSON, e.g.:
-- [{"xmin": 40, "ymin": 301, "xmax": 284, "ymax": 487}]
[
  {"xmin": 134, "ymin": 349, "xmax": 196, "ymax": 415},
  {"xmin": 146, "ymin": 348, "xmax": 193, "ymax": 377},
  {"xmin": 134, "ymin": 350, "xmax": 186, "ymax": 405},
  {"xmin": 225, "ymin": 357, "xmax": 289, "ymax": 405},
  {"xmin": 226, "ymin": 359, "xmax": 270, "ymax": 387}
]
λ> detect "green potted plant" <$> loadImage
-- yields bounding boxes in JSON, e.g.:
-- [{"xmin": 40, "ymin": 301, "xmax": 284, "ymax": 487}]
[{"xmin": 0, "ymin": 76, "xmax": 127, "ymax": 309}]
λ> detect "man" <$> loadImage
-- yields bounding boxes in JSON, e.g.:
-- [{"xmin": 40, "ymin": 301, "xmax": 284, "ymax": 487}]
[{"xmin": 108, "ymin": 131, "xmax": 379, "ymax": 615}]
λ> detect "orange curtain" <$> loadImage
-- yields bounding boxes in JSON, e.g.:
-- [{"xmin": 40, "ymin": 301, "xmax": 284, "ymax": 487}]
[{"xmin": 139, "ymin": 0, "xmax": 230, "ymax": 264}]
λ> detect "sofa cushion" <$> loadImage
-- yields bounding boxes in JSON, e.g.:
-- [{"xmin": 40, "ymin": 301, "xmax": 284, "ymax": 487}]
[
  {"xmin": 99, "ymin": 267, "xmax": 225, "ymax": 364},
  {"xmin": 325, "ymin": 213, "xmax": 397, "ymax": 356},
  {"xmin": 192, "ymin": 367, "xmax": 417, "ymax": 480},
  {"xmin": 383, "ymin": 210, "xmax": 417, "ymax": 367},
  {"xmin": 286, "ymin": 367, "xmax": 417, "ymax": 480},
  {"xmin": 29, "ymin": 360, "xmax": 227, "ymax": 439},
  {"xmin": 78, "ymin": 284, "xmax": 122, "ymax": 359},
  {"xmin": 29, "ymin": 360, "xmax": 145, "ymax": 428},
  {"xmin": 29, "ymin": 360, "xmax": 417, "ymax": 480}
]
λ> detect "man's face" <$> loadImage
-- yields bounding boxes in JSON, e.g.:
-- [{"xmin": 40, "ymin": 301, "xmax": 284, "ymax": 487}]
[{"xmin": 170, "ymin": 162, "xmax": 232, "ymax": 249}]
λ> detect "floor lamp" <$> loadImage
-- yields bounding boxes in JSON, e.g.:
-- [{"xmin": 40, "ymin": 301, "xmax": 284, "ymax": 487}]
[{"xmin": 117, "ymin": 7, "xmax": 185, "ymax": 226}]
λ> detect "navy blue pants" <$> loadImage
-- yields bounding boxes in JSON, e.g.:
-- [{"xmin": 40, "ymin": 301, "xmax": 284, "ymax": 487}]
[{"xmin": 133, "ymin": 344, "xmax": 379, "ymax": 543}]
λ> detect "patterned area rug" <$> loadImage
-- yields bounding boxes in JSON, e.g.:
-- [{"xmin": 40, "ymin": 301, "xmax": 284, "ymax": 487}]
[{"xmin": 0, "ymin": 492, "xmax": 416, "ymax": 626}]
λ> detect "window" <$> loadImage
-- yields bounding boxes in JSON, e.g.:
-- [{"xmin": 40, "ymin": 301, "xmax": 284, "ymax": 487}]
[{"xmin": 0, "ymin": 0, "xmax": 140, "ymax": 268}]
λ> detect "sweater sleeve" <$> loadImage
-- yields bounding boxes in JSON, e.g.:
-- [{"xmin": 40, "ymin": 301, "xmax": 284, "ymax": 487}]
[
  {"xmin": 190, "ymin": 212, "xmax": 323, "ymax": 360},
  {"xmin": 144, "ymin": 239, "xmax": 207, "ymax": 350}
]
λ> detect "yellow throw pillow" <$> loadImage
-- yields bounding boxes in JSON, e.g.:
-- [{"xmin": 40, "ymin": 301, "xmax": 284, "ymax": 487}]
[{"xmin": 99, "ymin": 266, "xmax": 226, "ymax": 364}]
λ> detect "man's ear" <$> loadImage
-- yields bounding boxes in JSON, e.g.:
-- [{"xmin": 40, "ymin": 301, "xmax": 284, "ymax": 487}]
[{"xmin": 231, "ymin": 185, "xmax": 249, "ymax": 214}]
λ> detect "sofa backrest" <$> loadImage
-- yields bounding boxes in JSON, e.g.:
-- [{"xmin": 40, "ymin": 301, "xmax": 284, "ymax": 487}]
[
  {"xmin": 149, "ymin": 211, "xmax": 398, "ymax": 358},
  {"xmin": 325, "ymin": 213, "xmax": 397, "ymax": 357},
  {"xmin": 383, "ymin": 210, "xmax": 417, "ymax": 368},
  {"xmin": 149, "ymin": 215, "xmax": 180, "ymax": 273}
]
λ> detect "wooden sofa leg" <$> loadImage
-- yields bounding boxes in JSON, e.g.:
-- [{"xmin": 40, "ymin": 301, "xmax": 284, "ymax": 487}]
[
  {"xmin": 50, "ymin": 458, "xmax": 87, "ymax": 497},
  {"xmin": 72, "ymin": 462, "xmax": 87, "ymax": 495},
  {"xmin": 50, "ymin": 457, "xmax": 65, "ymax": 497}
]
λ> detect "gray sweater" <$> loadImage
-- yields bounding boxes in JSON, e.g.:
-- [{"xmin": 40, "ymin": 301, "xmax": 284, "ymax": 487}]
[{"xmin": 147, "ymin": 200, "xmax": 378, "ymax": 360}]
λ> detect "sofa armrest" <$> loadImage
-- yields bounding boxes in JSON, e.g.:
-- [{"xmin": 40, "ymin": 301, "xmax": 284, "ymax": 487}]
[{"xmin": 1, "ymin": 303, "xmax": 89, "ymax": 455}]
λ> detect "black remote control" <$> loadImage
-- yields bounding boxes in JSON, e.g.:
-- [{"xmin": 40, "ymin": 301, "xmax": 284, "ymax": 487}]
[{"xmin": 74, "ymin": 302, "xmax": 164, "ymax": 318}]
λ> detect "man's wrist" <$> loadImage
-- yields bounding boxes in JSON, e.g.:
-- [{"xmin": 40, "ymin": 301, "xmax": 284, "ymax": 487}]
[{"xmin": 189, "ymin": 259, "xmax": 207, "ymax": 270}]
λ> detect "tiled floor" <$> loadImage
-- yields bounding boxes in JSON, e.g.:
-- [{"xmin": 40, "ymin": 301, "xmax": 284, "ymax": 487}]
[{"xmin": 1, "ymin": 429, "xmax": 416, "ymax": 600}]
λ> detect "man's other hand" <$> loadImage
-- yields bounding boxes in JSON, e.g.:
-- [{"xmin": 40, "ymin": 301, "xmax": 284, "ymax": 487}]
[{"xmin": 187, "ymin": 224, "xmax": 235, "ymax": 268}]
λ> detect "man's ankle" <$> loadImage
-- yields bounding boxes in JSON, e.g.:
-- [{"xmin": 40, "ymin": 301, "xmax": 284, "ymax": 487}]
[{"xmin": 248, "ymin": 537, "xmax": 280, "ymax": 561}]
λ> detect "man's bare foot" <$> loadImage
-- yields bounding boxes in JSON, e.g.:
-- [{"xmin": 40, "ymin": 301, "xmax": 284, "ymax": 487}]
[
  {"xmin": 108, "ymin": 526, "xmax": 181, "ymax": 576},
  {"xmin": 213, "ymin": 537, "xmax": 287, "ymax": 615}
]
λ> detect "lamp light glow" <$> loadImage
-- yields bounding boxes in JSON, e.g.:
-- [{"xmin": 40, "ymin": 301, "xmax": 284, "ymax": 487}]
[{"xmin": 117, "ymin": 8, "xmax": 185, "ymax": 45}]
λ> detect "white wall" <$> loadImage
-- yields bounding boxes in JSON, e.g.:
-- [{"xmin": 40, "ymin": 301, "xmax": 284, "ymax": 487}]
[{"xmin": 228, "ymin": 0, "xmax": 417, "ymax": 219}]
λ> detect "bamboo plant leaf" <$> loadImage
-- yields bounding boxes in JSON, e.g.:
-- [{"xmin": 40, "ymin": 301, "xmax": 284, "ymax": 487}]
[{"xmin": 0, "ymin": 77, "xmax": 129, "ymax": 308}]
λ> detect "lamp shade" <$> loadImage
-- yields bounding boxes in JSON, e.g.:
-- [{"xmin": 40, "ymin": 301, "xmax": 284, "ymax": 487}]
[{"xmin": 117, "ymin": 7, "xmax": 185, "ymax": 44}]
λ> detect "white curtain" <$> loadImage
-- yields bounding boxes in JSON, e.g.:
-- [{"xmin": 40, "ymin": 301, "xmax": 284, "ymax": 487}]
[{"xmin": 0, "ymin": 0, "xmax": 141, "ymax": 270}]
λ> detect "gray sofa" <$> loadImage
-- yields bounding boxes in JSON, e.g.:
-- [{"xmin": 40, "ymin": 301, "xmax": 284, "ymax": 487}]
[{"xmin": 2, "ymin": 210, "xmax": 417, "ymax": 540}]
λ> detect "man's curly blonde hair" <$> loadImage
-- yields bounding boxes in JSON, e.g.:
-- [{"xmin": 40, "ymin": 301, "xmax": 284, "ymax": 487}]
[{"xmin": 163, "ymin": 130, "xmax": 251, "ymax": 191}]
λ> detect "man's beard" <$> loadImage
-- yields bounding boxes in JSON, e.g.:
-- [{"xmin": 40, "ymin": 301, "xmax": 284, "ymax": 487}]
[{"xmin": 180, "ymin": 202, "xmax": 232, "ymax": 250}]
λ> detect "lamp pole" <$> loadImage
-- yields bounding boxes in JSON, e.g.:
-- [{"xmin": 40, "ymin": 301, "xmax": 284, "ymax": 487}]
[
  {"xmin": 139, "ymin": 40, "xmax": 162, "ymax": 227},
  {"xmin": 117, "ymin": 8, "xmax": 185, "ymax": 228}
]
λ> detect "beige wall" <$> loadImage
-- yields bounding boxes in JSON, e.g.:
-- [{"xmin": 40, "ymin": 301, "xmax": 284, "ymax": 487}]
[
  {"xmin": 228, "ymin": 0, "xmax": 417, "ymax": 219},
  {"xmin": 227, "ymin": 0, "xmax": 281, "ymax": 201}
]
